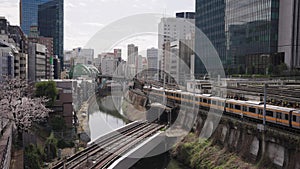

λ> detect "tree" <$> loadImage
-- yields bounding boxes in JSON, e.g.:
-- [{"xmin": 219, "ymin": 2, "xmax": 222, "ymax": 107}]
[
  {"xmin": 24, "ymin": 144, "xmax": 45, "ymax": 169},
  {"xmin": 278, "ymin": 63, "xmax": 288, "ymax": 74},
  {"xmin": 35, "ymin": 81, "xmax": 58, "ymax": 107},
  {"xmin": 0, "ymin": 78, "xmax": 51, "ymax": 139},
  {"xmin": 45, "ymin": 132, "xmax": 58, "ymax": 160},
  {"xmin": 50, "ymin": 115, "xmax": 66, "ymax": 131}
]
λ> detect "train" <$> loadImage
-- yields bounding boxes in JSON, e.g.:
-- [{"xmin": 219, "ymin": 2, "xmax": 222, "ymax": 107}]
[{"xmin": 144, "ymin": 86, "xmax": 300, "ymax": 130}]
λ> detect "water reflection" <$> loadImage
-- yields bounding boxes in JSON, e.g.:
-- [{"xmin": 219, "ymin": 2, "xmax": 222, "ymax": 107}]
[{"xmin": 89, "ymin": 96, "xmax": 127, "ymax": 140}]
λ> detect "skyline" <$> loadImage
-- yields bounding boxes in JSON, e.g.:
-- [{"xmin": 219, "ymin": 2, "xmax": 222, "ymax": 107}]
[{"xmin": 0, "ymin": 0, "xmax": 195, "ymax": 52}]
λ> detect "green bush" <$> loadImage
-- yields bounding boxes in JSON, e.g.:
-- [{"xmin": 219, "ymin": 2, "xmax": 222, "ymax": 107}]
[
  {"xmin": 57, "ymin": 139, "xmax": 75, "ymax": 149},
  {"xmin": 45, "ymin": 132, "xmax": 58, "ymax": 161},
  {"xmin": 50, "ymin": 116, "xmax": 66, "ymax": 131},
  {"xmin": 35, "ymin": 81, "xmax": 58, "ymax": 107},
  {"xmin": 24, "ymin": 144, "xmax": 45, "ymax": 169}
]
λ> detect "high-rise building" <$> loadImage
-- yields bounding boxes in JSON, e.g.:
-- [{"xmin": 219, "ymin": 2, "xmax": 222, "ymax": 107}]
[
  {"xmin": 100, "ymin": 54, "xmax": 118, "ymax": 76},
  {"xmin": 195, "ymin": 0, "xmax": 299, "ymax": 74},
  {"xmin": 20, "ymin": 0, "xmax": 50, "ymax": 35},
  {"xmin": 278, "ymin": 0, "xmax": 300, "ymax": 69},
  {"xmin": 28, "ymin": 42, "xmax": 47, "ymax": 82},
  {"xmin": 147, "ymin": 48, "xmax": 158, "ymax": 69},
  {"xmin": 38, "ymin": 0, "xmax": 64, "ymax": 70},
  {"xmin": 127, "ymin": 44, "xmax": 138, "ymax": 65},
  {"xmin": 1, "ymin": 17, "xmax": 28, "ymax": 80},
  {"xmin": 0, "ymin": 41, "xmax": 15, "ymax": 79},
  {"xmin": 28, "ymin": 26, "xmax": 54, "ymax": 79},
  {"xmin": 127, "ymin": 44, "xmax": 138, "ymax": 74},
  {"xmin": 176, "ymin": 12, "xmax": 195, "ymax": 19},
  {"xmin": 147, "ymin": 48, "xmax": 158, "ymax": 79},
  {"xmin": 53, "ymin": 55, "xmax": 61, "ymax": 79},
  {"xmin": 195, "ymin": 0, "xmax": 226, "ymax": 75},
  {"xmin": 138, "ymin": 55, "xmax": 143, "ymax": 73},
  {"xmin": 158, "ymin": 13, "xmax": 195, "ymax": 78},
  {"xmin": 114, "ymin": 49, "xmax": 122, "ymax": 60},
  {"xmin": 142, "ymin": 57, "xmax": 148, "ymax": 70}
]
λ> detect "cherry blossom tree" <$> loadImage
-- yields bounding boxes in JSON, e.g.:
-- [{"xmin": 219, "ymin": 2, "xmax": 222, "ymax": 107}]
[{"xmin": 0, "ymin": 78, "xmax": 51, "ymax": 136}]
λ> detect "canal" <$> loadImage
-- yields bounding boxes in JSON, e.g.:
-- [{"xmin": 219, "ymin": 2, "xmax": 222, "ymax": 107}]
[{"xmin": 88, "ymin": 96, "xmax": 190, "ymax": 169}]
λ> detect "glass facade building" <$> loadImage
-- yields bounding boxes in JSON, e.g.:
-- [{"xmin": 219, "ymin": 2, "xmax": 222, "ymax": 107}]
[
  {"xmin": 20, "ymin": 0, "xmax": 50, "ymax": 35},
  {"xmin": 195, "ymin": 0, "xmax": 281, "ymax": 74},
  {"xmin": 38, "ymin": 0, "xmax": 64, "ymax": 70},
  {"xmin": 195, "ymin": 0, "xmax": 226, "ymax": 74}
]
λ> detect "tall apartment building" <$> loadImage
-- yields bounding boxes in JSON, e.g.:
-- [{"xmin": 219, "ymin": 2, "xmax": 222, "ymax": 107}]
[
  {"xmin": 0, "ymin": 41, "xmax": 15, "ymax": 79},
  {"xmin": 0, "ymin": 17, "xmax": 28, "ymax": 80},
  {"xmin": 38, "ymin": 0, "xmax": 64, "ymax": 70}
]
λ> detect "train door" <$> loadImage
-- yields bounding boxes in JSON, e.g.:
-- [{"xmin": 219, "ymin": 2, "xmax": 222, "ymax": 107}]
[{"xmin": 289, "ymin": 111, "xmax": 292, "ymax": 128}]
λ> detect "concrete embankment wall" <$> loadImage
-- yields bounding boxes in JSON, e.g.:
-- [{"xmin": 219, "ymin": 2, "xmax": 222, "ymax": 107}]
[
  {"xmin": 122, "ymin": 90, "xmax": 147, "ymax": 121},
  {"xmin": 194, "ymin": 113, "xmax": 300, "ymax": 169}
]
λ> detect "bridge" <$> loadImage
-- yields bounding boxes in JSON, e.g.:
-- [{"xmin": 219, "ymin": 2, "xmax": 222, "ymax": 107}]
[{"xmin": 52, "ymin": 121, "xmax": 166, "ymax": 169}]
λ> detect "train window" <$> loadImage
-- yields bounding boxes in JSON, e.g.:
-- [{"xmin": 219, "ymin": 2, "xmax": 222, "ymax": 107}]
[
  {"xmin": 222, "ymin": 102, "xmax": 225, "ymax": 107},
  {"xmin": 249, "ymin": 107, "xmax": 256, "ymax": 113},
  {"xmin": 203, "ymin": 99, "xmax": 207, "ymax": 103},
  {"xmin": 276, "ymin": 112, "xmax": 282, "ymax": 119},
  {"xmin": 230, "ymin": 104, "xmax": 233, "ymax": 108},
  {"xmin": 208, "ymin": 99, "xmax": 211, "ymax": 104},
  {"xmin": 285, "ymin": 114, "xmax": 289, "ymax": 120},
  {"xmin": 258, "ymin": 109, "xmax": 263, "ymax": 115},
  {"xmin": 225, "ymin": 103, "xmax": 228, "ymax": 107},
  {"xmin": 266, "ymin": 111, "xmax": 273, "ymax": 117},
  {"xmin": 212, "ymin": 100, "xmax": 217, "ymax": 105},
  {"xmin": 293, "ymin": 115, "xmax": 297, "ymax": 122},
  {"xmin": 235, "ymin": 105, "xmax": 241, "ymax": 110}
]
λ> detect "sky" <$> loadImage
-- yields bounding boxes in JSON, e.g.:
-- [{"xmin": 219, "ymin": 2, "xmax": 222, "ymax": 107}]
[{"xmin": 0, "ymin": 0, "xmax": 195, "ymax": 58}]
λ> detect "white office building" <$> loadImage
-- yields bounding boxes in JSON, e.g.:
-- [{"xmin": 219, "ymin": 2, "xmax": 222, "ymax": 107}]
[{"xmin": 158, "ymin": 13, "xmax": 195, "ymax": 79}]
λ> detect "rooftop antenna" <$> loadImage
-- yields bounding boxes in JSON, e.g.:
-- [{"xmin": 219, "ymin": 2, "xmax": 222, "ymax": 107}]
[{"xmin": 163, "ymin": 8, "xmax": 167, "ymax": 18}]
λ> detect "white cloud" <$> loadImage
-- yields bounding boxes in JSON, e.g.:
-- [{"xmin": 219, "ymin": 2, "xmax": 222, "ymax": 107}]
[
  {"xmin": 84, "ymin": 22, "xmax": 104, "ymax": 27},
  {"xmin": 78, "ymin": 2, "xmax": 87, "ymax": 7},
  {"xmin": 0, "ymin": 0, "xmax": 195, "ymax": 52}
]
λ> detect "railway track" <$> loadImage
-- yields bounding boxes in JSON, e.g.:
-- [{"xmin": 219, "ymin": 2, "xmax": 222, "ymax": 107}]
[{"xmin": 52, "ymin": 122, "xmax": 164, "ymax": 169}]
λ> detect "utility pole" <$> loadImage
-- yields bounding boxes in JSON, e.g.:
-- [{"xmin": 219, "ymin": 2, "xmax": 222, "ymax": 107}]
[
  {"xmin": 263, "ymin": 83, "xmax": 267, "ymax": 126},
  {"xmin": 261, "ymin": 83, "xmax": 267, "ymax": 158}
]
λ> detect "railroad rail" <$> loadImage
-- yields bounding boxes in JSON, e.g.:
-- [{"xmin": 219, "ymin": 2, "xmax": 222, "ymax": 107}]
[{"xmin": 52, "ymin": 122, "xmax": 164, "ymax": 169}]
